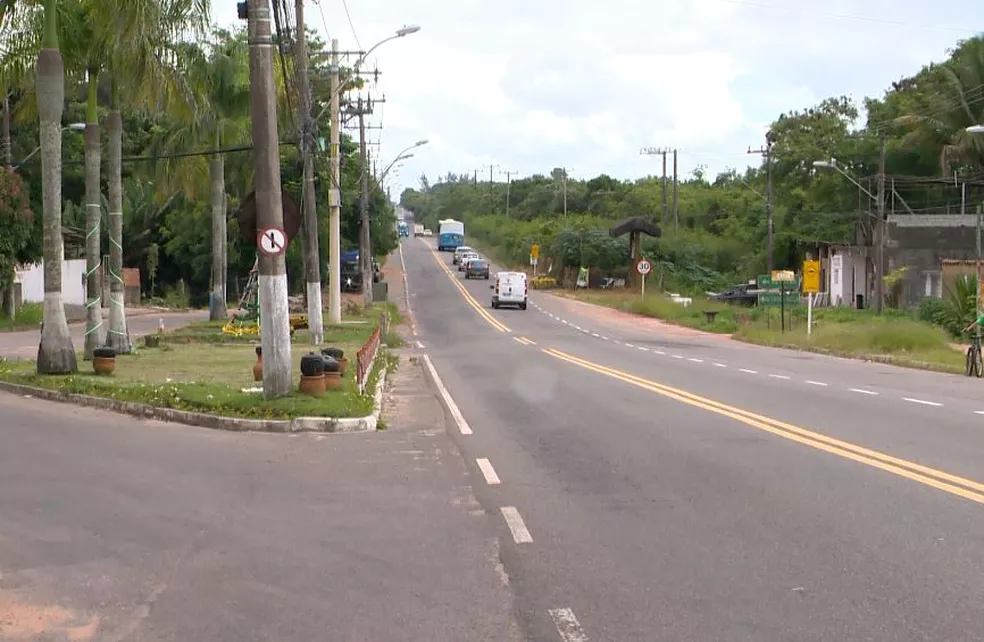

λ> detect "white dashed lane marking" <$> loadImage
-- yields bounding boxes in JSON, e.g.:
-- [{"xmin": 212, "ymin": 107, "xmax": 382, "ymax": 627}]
[
  {"xmin": 806, "ymin": 380, "xmax": 828, "ymax": 386},
  {"xmin": 903, "ymin": 397, "xmax": 943, "ymax": 407},
  {"xmin": 549, "ymin": 608, "xmax": 590, "ymax": 642},
  {"xmin": 476, "ymin": 458, "xmax": 501, "ymax": 485},
  {"xmin": 500, "ymin": 507, "xmax": 533, "ymax": 544},
  {"xmin": 769, "ymin": 374, "xmax": 791, "ymax": 380},
  {"xmin": 713, "ymin": 363, "xmax": 727, "ymax": 368},
  {"xmin": 850, "ymin": 388, "xmax": 879, "ymax": 396},
  {"xmin": 688, "ymin": 357, "xmax": 703, "ymax": 363},
  {"xmin": 739, "ymin": 368, "xmax": 757, "ymax": 374}
]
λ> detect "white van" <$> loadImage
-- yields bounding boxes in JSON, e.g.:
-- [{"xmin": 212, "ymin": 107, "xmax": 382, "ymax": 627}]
[
  {"xmin": 452, "ymin": 246, "xmax": 474, "ymax": 265},
  {"xmin": 490, "ymin": 272, "xmax": 528, "ymax": 310}
]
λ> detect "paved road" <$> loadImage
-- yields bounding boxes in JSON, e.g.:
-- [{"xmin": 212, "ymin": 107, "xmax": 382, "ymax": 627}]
[
  {"xmin": 0, "ymin": 353, "xmax": 519, "ymax": 640},
  {"xmin": 402, "ymin": 236, "xmax": 984, "ymax": 640},
  {"xmin": 0, "ymin": 310, "xmax": 208, "ymax": 359}
]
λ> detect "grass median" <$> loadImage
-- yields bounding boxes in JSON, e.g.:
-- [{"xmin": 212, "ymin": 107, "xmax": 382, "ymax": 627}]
[
  {"xmin": 553, "ymin": 288, "xmax": 966, "ymax": 373},
  {"xmin": 0, "ymin": 306, "xmax": 396, "ymax": 420}
]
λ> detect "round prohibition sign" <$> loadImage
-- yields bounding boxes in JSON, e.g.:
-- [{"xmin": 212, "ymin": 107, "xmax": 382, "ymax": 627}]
[
  {"xmin": 257, "ymin": 227, "xmax": 287, "ymax": 256},
  {"xmin": 636, "ymin": 259, "xmax": 652, "ymax": 275}
]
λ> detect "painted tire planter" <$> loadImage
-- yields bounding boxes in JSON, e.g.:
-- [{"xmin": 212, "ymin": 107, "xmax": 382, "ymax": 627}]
[
  {"xmin": 300, "ymin": 353, "xmax": 326, "ymax": 377},
  {"xmin": 92, "ymin": 347, "xmax": 117, "ymax": 376},
  {"xmin": 299, "ymin": 374, "xmax": 326, "ymax": 396},
  {"xmin": 322, "ymin": 347, "xmax": 347, "ymax": 376},
  {"xmin": 324, "ymin": 371, "xmax": 342, "ymax": 390},
  {"xmin": 252, "ymin": 346, "xmax": 263, "ymax": 381},
  {"xmin": 321, "ymin": 355, "xmax": 341, "ymax": 374}
]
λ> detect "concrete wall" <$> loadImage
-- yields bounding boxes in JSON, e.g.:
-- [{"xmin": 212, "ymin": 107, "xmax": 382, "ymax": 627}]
[
  {"xmin": 15, "ymin": 259, "xmax": 88, "ymax": 306},
  {"xmin": 827, "ymin": 248, "xmax": 868, "ymax": 308},
  {"xmin": 885, "ymin": 214, "xmax": 978, "ymax": 308}
]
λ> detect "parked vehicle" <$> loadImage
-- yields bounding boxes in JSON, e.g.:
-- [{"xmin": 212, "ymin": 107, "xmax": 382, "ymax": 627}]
[
  {"xmin": 438, "ymin": 219, "xmax": 465, "ymax": 251},
  {"xmin": 338, "ymin": 249, "xmax": 380, "ymax": 292},
  {"xmin": 490, "ymin": 271, "xmax": 528, "ymax": 309},
  {"xmin": 452, "ymin": 246, "xmax": 475, "ymax": 265},
  {"xmin": 465, "ymin": 258, "xmax": 490, "ymax": 279},
  {"xmin": 709, "ymin": 283, "xmax": 758, "ymax": 306},
  {"xmin": 422, "ymin": 229, "xmax": 433, "ymax": 236}
]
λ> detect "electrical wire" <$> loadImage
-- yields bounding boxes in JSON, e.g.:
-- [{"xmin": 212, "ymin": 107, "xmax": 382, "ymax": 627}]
[{"xmin": 339, "ymin": 0, "xmax": 362, "ymax": 51}]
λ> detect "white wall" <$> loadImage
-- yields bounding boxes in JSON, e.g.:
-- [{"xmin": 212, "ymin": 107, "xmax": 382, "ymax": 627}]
[
  {"xmin": 15, "ymin": 259, "xmax": 88, "ymax": 306},
  {"xmin": 828, "ymin": 250, "xmax": 867, "ymax": 308}
]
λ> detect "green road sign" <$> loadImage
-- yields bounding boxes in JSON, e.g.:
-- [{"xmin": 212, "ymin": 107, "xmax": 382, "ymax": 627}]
[{"xmin": 758, "ymin": 292, "xmax": 802, "ymax": 306}]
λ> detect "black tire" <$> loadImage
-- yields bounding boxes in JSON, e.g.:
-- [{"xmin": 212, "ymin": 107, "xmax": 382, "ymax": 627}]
[
  {"xmin": 321, "ymin": 346, "xmax": 344, "ymax": 359},
  {"xmin": 520, "ymin": 302, "xmax": 528, "ymax": 310},
  {"xmin": 968, "ymin": 346, "xmax": 977, "ymax": 376},
  {"xmin": 322, "ymin": 356, "xmax": 341, "ymax": 374},
  {"xmin": 491, "ymin": 300, "xmax": 498, "ymax": 309},
  {"xmin": 93, "ymin": 346, "xmax": 116, "ymax": 359},
  {"xmin": 484, "ymin": 274, "xmax": 489, "ymax": 280},
  {"xmin": 974, "ymin": 346, "xmax": 983, "ymax": 378},
  {"xmin": 300, "ymin": 353, "xmax": 325, "ymax": 376}
]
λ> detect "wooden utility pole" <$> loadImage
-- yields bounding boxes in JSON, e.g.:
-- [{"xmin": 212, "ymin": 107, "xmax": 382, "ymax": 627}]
[
  {"xmin": 294, "ymin": 0, "xmax": 324, "ymax": 344},
  {"xmin": 247, "ymin": 0, "xmax": 292, "ymax": 396},
  {"xmin": 748, "ymin": 139, "xmax": 775, "ymax": 273},
  {"xmin": 639, "ymin": 147, "xmax": 670, "ymax": 225},
  {"xmin": 672, "ymin": 149, "xmax": 678, "ymax": 229}
]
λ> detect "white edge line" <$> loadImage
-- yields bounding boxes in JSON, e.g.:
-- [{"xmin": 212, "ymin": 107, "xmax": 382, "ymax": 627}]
[
  {"xmin": 476, "ymin": 458, "xmax": 501, "ymax": 485},
  {"xmin": 903, "ymin": 397, "xmax": 943, "ymax": 407},
  {"xmin": 422, "ymin": 355, "xmax": 473, "ymax": 435},
  {"xmin": 549, "ymin": 608, "xmax": 589, "ymax": 642},
  {"xmin": 849, "ymin": 388, "xmax": 878, "ymax": 395},
  {"xmin": 500, "ymin": 506, "xmax": 533, "ymax": 543},
  {"xmin": 806, "ymin": 380, "xmax": 828, "ymax": 386}
]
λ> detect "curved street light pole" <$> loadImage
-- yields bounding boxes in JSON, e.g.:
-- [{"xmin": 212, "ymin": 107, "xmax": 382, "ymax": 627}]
[{"xmin": 13, "ymin": 123, "xmax": 85, "ymax": 169}]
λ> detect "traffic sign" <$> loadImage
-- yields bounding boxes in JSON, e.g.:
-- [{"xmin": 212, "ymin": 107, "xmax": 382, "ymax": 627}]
[
  {"xmin": 772, "ymin": 269, "xmax": 795, "ymax": 282},
  {"xmin": 636, "ymin": 259, "xmax": 652, "ymax": 275},
  {"xmin": 257, "ymin": 227, "xmax": 287, "ymax": 256},
  {"xmin": 802, "ymin": 260, "xmax": 820, "ymax": 293},
  {"xmin": 531, "ymin": 243, "xmax": 540, "ymax": 259}
]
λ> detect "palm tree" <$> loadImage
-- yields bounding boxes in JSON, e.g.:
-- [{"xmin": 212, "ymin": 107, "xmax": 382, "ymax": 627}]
[
  {"xmin": 896, "ymin": 37, "xmax": 984, "ymax": 173},
  {"xmin": 155, "ymin": 30, "xmax": 251, "ymax": 322},
  {"xmin": 35, "ymin": 0, "xmax": 77, "ymax": 374},
  {"xmin": 99, "ymin": 0, "xmax": 210, "ymax": 350}
]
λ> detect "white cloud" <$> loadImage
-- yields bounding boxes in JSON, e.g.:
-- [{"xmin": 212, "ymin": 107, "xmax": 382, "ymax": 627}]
[{"xmin": 213, "ymin": 0, "xmax": 984, "ymax": 194}]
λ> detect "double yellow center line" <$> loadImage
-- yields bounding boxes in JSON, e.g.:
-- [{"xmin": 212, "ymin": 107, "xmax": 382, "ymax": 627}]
[
  {"xmin": 429, "ymin": 247, "xmax": 510, "ymax": 333},
  {"xmin": 543, "ymin": 347, "xmax": 984, "ymax": 506}
]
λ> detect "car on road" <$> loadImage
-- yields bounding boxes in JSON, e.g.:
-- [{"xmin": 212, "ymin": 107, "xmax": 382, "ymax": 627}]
[
  {"xmin": 452, "ymin": 246, "xmax": 475, "ymax": 265},
  {"xmin": 458, "ymin": 252, "xmax": 480, "ymax": 271},
  {"xmin": 490, "ymin": 271, "xmax": 528, "ymax": 309},
  {"xmin": 465, "ymin": 258, "xmax": 490, "ymax": 279},
  {"xmin": 422, "ymin": 229, "xmax": 433, "ymax": 236}
]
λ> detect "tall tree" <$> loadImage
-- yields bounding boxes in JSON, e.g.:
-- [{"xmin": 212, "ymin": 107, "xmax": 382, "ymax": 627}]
[{"xmin": 36, "ymin": 0, "xmax": 78, "ymax": 374}]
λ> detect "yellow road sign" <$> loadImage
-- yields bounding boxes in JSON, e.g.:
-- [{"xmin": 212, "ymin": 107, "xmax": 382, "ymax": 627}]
[
  {"xmin": 531, "ymin": 243, "xmax": 540, "ymax": 259},
  {"xmin": 802, "ymin": 260, "xmax": 821, "ymax": 293}
]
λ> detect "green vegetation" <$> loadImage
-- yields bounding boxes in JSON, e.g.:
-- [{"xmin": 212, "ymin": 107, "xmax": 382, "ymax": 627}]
[
  {"xmin": 0, "ymin": 302, "xmax": 43, "ymax": 331},
  {"xmin": 402, "ymin": 38, "xmax": 984, "ymax": 300}
]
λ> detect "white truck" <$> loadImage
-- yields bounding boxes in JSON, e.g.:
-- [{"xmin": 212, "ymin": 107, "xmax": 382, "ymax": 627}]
[{"xmin": 413, "ymin": 223, "xmax": 425, "ymax": 237}]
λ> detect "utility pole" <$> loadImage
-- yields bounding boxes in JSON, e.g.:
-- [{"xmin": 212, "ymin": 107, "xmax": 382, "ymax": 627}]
[
  {"xmin": 562, "ymin": 167, "xmax": 568, "ymax": 217},
  {"xmin": 489, "ymin": 164, "xmax": 494, "ymax": 212},
  {"xmin": 294, "ymin": 0, "xmax": 323, "ymax": 344},
  {"xmin": 247, "ymin": 0, "xmax": 292, "ymax": 397},
  {"xmin": 505, "ymin": 170, "xmax": 517, "ymax": 217},
  {"xmin": 358, "ymin": 97, "xmax": 372, "ymax": 307},
  {"xmin": 875, "ymin": 138, "xmax": 886, "ymax": 313},
  {"xmin": 327, "ymin": 38, "xmax": 342, "ymax": 325},
  {"xmin": 747, "ymin": 137, "xmax": 774, "ymax": 273},
  {"xmin": 639, "ymin": 147, "xmax": 670, "ymax": 225},
  {"xmin": 672, "ymin": 149, "xmax": 679, "ymax": 229}
]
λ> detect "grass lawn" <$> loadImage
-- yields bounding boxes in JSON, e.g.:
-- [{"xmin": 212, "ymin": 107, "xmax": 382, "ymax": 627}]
[
  {"xmin": 0, "ymin": 303, "xmax": 43, "ymax": 332},
  {"xmin": 553, "ymin": 288, "xmax": 967, "ymax": 373},
  {"xmin": 0, "ymin": 304, "xmax": 399, "ymax": 419}
]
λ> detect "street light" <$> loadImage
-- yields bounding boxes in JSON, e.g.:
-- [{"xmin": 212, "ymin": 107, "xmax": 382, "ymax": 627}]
[
  {"xmin": 14, "ymin": 122, "xmax": 85, "ymax": 169},
  {"xmin": 967, "ymin": 125, "xmax": 984, "ymax": 134},
  {"xmin": 812, "ymin": 159, "xmax": 878, "ymax": 200}
]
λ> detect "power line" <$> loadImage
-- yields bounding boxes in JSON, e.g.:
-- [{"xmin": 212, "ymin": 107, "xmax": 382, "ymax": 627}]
[{"xmin": 339, "ymin": 0, "xmax": 362, "ymax": 51}]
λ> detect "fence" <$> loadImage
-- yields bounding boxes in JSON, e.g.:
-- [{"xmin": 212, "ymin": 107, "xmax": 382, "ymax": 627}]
[{"xmin": 355, "ymin": 311, "xmax": 389, "ymax": 393}]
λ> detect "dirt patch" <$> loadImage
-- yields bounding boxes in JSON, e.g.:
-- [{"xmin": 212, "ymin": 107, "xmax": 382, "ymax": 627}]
[{"xmin": 0, "ymin": 589, "xmax": 99, "ymax": 641}]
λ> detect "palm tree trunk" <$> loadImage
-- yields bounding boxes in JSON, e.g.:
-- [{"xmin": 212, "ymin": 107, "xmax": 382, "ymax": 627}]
[
  {"xmin": 209, "ymin": 155, "xmax": 227, "ymax": 320},
  {"xmin": 105, "ymin": 78, "xmax": 131, "ymax": 353},
  {"xmin": 36, "ymin": 0, "xmax": 77, "ymax": 374},
  {"xmin": 82, "ymin": 68, "xmax": 103, "ymax": 360}
]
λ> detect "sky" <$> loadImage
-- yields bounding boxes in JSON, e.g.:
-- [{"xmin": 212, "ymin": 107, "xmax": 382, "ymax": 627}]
[{"xmin": 215, "ymin": 0, "xmax": 984, "ymax": 199}]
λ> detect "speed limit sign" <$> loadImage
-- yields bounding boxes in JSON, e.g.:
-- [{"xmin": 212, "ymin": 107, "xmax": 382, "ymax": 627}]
[{"xmin": 636, "ymin": 259, "xmax": 652, "ymax": 275}]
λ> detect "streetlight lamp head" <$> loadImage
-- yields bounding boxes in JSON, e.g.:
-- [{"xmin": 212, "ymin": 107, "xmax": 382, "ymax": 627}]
[
  {"xmin": 966, "ymin": 125, "xmax": 984, "ymax": 134},
  {"xmin": 812, "ymin": 160, "xmax": 835, "ymax": 169},
  {"xmin": 415, "ymin": 139, "xmax": 429, "ymax": 146},
  {"xmin": 396, "ymin": 25, "xmax": 421, "ymax": 37},
  {"xmin": 67, "ymin": 122, "xmax": 86, "ymax": 131}
]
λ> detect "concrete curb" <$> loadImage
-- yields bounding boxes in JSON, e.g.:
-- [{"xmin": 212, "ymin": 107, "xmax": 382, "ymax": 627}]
[{"xmin": 0, "ymin": 360, "xmax": 389, "ymax": 434}]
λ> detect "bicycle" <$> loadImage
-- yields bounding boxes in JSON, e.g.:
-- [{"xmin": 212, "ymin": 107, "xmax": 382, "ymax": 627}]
[{"xmin": 967, "ymin": 332, "xmax": 983, "ymax": 377}]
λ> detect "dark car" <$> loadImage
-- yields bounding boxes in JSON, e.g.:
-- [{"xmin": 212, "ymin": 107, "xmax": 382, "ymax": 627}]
[
  {"xmin": 709, "ymin": 283, "xmax": 757, "ymax": 306},
  {"xmin": 464, "ymin": 258, "xmax": 490, "ymax": 279}
]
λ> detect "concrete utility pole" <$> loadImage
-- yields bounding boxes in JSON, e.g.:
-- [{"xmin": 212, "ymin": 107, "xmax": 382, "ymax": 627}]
[
  {"xmin": 358, "ymin": 97, "xmax": 372, "ymax": 307},
  {"xmin": 247, "ymin": 0, "xmax": 292, "ymax": 397},
  {"xmin": 505, "ymin": 170, "xmax": 518, "ymax": 217},
  {"xmin": 875, "ymin": 138, "xmax": 886, "ymax": 313},
  {"xmin": 294, "ymin": 0, "xmax": 323, "ymax": 344},
  {"xmin": 672, "ymin": 149, "xmax": 679, "ymax": 229},
  {"xmin": 327, "ymin": 38, "xmax": 342, "ymax": 324},
  {"xmin": 748, "ymin": 137, "xmax": 775, "ymax": 273}
]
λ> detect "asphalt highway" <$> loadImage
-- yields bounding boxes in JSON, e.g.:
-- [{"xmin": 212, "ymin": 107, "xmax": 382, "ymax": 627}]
[{"xmin": 403, "ymin": 236, "xmax": 984, "ymax": 641}]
